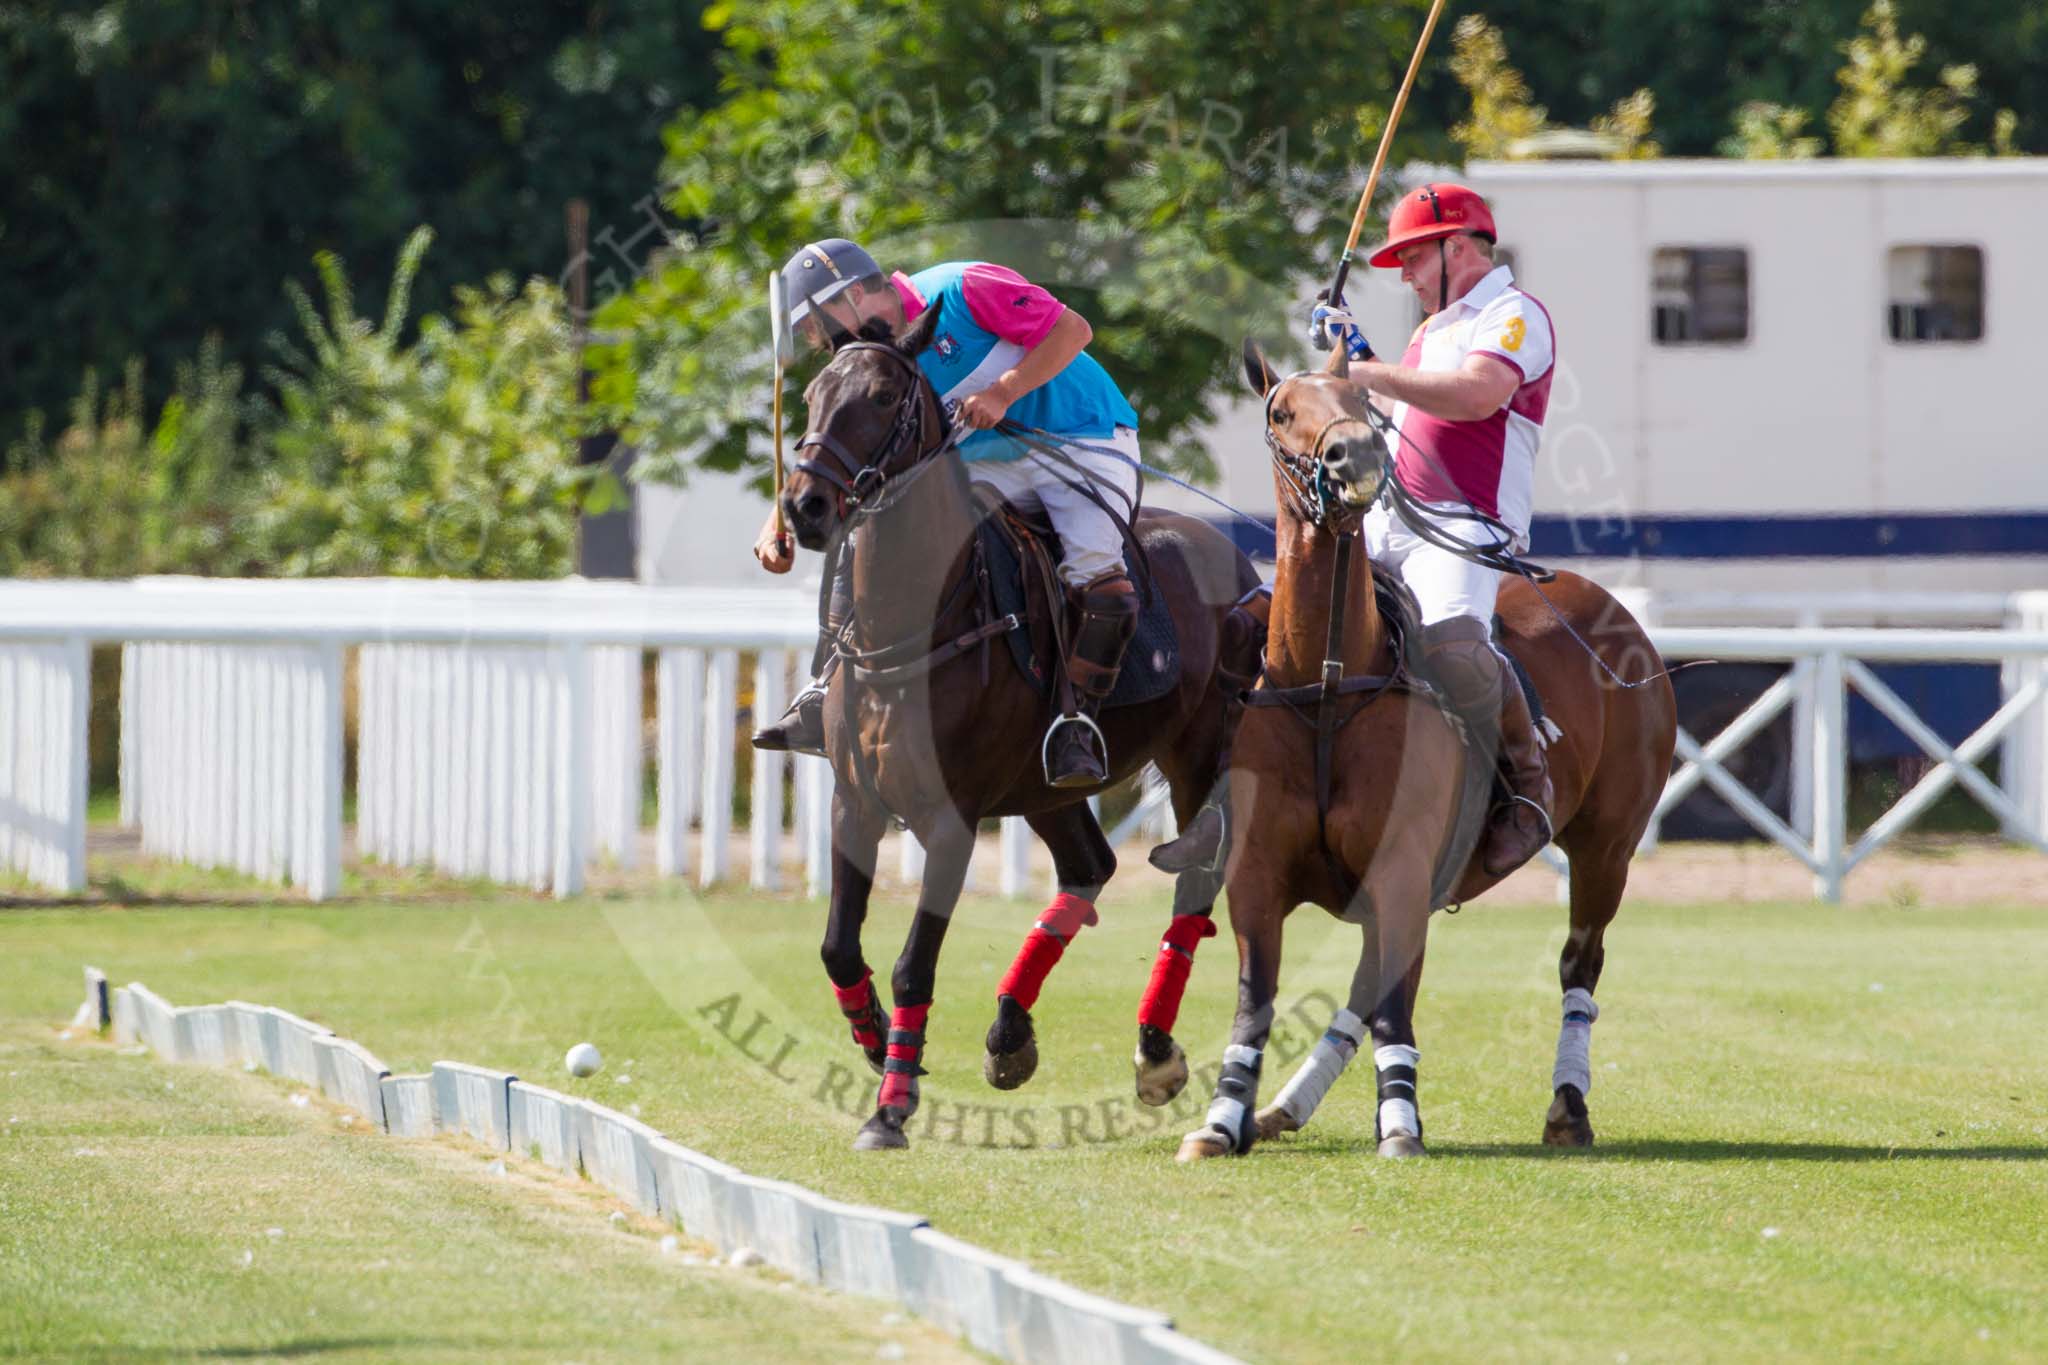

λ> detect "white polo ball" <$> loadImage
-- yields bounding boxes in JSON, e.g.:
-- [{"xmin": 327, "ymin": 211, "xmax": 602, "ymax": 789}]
[{"xmin": 565, "ymin": 1042, "xmax": 603, "ymax": 1078}]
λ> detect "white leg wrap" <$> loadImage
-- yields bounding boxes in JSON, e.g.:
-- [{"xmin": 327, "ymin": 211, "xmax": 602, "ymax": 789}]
[
  {"xmin": 1374, "ymin": 1043, "xmax": 1420, "ymax": 1139},
  {"xmin": 1205, "ymin": 1096, "xmax": 1246, "ymax": 1135},
  {"xmin": 1552, "ymin": 987, "xmax": 1599, "ymax": 1095},
  {"xmin": 1271, "ymin": 1008, "xmax": 1363, "ymax": 1127}
]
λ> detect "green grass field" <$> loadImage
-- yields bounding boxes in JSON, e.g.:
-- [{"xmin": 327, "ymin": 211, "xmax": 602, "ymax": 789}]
[{"xmin": 4, "ymin": 886, "xmax": 2045, "ymax": 1363}]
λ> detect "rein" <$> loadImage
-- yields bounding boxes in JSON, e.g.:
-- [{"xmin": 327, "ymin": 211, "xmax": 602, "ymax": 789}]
[{"xmin": 1245, "ymin": 372, "xmax": 1417, "ymax": 895}]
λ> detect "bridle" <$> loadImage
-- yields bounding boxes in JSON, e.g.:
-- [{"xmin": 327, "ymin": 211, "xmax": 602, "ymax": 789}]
[
  {"xmin": 1248, "ymin": 368, "xmax": 1415, "ymax": 906},
  {"xmin": 1261, "ymin": 371, "xmax": 1391, "ymax": 530},
  {"xmin": 793, "ymin": 341, "xmax": 955, "ymax": 517}
]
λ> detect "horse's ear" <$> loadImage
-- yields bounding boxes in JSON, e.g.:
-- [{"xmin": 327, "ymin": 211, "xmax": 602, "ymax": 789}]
[
  {"xmin": 1241, "ymin": 338, "xmax": 1278, "ymax": 397},
  {"xmin": 895, "ymin": 303, "xmax": 942, "ymax": 357}
]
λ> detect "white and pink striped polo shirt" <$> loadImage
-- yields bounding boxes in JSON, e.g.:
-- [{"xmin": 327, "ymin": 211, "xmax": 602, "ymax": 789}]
[{"xmin": 1387, "ymin": 264, "xmax": 1556, "ymax": 538}]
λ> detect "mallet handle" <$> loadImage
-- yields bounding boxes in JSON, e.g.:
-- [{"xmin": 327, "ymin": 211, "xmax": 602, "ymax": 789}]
[
  {"xmin": 772, "ymin": 357, "xmax": 787, "ymax": 541},
  {"xmin": 1326, "ymin": 0, "xmax": 1451, "ymax": 308}
]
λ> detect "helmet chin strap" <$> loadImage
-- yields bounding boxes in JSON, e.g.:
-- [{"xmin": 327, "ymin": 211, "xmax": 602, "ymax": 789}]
[{"xmin": 1437, "ymin": 237, "xmax": 1449, "ymax": 314}]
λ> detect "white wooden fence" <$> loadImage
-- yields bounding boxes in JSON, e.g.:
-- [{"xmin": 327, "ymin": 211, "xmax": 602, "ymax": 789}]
[{"xmin": 2, "ymin": 577, "xmax": 2045, "ymax": 903}]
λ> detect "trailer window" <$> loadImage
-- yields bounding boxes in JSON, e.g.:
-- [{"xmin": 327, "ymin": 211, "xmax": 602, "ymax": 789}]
[
  {"xmin": 1887, "ymin": 245, "xmax": 1983, "ymax": 343},
  {"xmin": 1651, "ymin": 246, "xmax": 1749, "ymax": 345}
]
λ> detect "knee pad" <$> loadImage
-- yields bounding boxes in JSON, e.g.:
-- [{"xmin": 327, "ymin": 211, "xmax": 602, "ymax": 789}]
[
  {"xmin": 1076, "ymin": 571, "xmax": 1138, "ymax": 619},
  {"xmin": 1420, "ymin": 617, "xmax": 1503, "ymax": 716}
]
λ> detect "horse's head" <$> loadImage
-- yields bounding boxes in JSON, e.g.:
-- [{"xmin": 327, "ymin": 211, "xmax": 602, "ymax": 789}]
[
  {"xmin": 782, "ymin": 307, "xmax": 948, "ymax": 550},
  {"xmin": 1240, "ymin": 338, "xmax": 1392, "ymax": 531}
]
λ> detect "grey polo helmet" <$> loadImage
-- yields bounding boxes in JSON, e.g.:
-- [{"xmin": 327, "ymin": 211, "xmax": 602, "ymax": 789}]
[{"xmin": 780, "ymin": 238, "xmax": 883, "ymax": 325}]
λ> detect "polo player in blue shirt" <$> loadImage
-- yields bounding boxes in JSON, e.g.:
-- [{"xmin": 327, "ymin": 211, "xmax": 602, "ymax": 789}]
[{"xmin": 751, "ymin": 238, "xmax": 1143, "ymax": 789}]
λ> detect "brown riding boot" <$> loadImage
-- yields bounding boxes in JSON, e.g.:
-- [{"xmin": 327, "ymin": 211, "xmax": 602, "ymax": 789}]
[
  {"xmin": 1044, "ymin": 573, "xmax": 1138, "ymax": 789},
  {"xmin": 1484, "ymin": 671, "xmax": 1555, "ymax": 877}
]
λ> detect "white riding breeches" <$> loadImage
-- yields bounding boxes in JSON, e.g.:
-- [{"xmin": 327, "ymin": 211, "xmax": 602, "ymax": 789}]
[
  {"xmin": 1364, "ymin": 501, "xmax": 1519, "ymax": 627},
  {"xmin": 966, "ymin": 426, "xmax": 1140, "ymax": 588}
]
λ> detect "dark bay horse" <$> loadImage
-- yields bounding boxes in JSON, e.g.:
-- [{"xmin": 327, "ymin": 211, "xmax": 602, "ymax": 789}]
[
  {"xmin": 1177, "ymin": 341, "xmax": 1676, "ymax": 1162},
  {"xmin": 780, "ymin": 310, "xmax": 1261, "ymax": 1151}
]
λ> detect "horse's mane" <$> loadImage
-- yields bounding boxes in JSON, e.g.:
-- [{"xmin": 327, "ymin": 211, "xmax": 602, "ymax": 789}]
[{"xmin": 892, "ymin": 300, "xmax": 941, "ymax": 357}]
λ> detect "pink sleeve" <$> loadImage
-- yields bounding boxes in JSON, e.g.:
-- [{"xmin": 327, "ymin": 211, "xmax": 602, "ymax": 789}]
[{"xmin": 959, "ymin": 263, "xmax": 1068, "ymax": 347}]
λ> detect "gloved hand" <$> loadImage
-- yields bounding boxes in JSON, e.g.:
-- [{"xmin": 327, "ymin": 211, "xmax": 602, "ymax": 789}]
[{"xmin": 1309, "ymin": 293, "xmax": 1373, "ymax": 361}]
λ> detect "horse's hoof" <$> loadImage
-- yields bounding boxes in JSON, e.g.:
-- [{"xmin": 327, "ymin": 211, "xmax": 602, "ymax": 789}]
[
  {"xmin": 1542, "ymin": 1084, "xmax": 1595, "ymax": 1148},
  {"xmin": 863, "ymin": 1046, "xmax": 887, "ymax": 1078},
  {"xmin": 982, "ymin": 996, "xmax": 1038, "ymax": 1091},
  {"xmin": 852, "ymin": 1106, "xmax": 911, "ymax": 1152},
  {"xmin": 1254, "ymin": 1103, "xmax": 1301, "ymax": 1141},
  {"xmin": 983, "ymin": 1035, "xmax": 1039, "ymax": 1090},
  {"xmin": 1377, "ymin": 1133, "xmax": 1426, "ymax": 1159},
  {"xmin": 1175, "ymin": 1128, "xmax": 1234, "ymax": 1163},
  {"xmin": 1133, "ymin": 1030, "xmax": 1188, "ymax": 1107}
]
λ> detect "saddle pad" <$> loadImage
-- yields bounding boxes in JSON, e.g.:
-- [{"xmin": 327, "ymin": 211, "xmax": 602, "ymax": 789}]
[
  {"xmin": 1492, "ymin": 616, "xmax": 1550, "ymax": 732},
  {"xmin": 978, "ymin": 514, "xmax": 1180, "ymax": 710}
]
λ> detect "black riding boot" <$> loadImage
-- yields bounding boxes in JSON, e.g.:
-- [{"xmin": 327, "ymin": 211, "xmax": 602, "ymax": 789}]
[
  {"xmin": 751, "ymin": 544, "xmax": 852, "ymax": 757},
  {"xmin": 1149, "ymin": 583, "xmax": 1270, "ymax": 873},
  {"xmin": 1043, "ymin": 572, "xmax": 1138, "ymax": 789}
]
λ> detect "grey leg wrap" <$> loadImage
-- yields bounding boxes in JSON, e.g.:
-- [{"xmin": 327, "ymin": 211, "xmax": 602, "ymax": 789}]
[{"xmin": 1203, "ymin": 1043, "xmax": 1263, "ymax": 1153}]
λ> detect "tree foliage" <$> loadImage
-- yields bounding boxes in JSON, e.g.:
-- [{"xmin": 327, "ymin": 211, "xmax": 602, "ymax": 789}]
[
  {"xmin": 1827, "ymin": 1, "xmax": 2017, "ymax": 157},
  {"xmin": 0, "ymin": 232, "xmax": 584, "ymax": 579},
  {"xmin": 1448, "ymin": 17, "xmax": 1660, "ymax": 161},
  {"xmin": 0, "ymin": 0, "xmax": 716, "ymax": 456},
  {"xmin": 591, "ymin": 0, "xmax": 1431, "ymax": 485},
  {"xmin": 0, "ymin": 346, "xmax": 258, "ymax": 577},
  {"xmin": 1418, "ymin": 0, "xmax": 2042, "ymax": 161},
  {"xmin": 1720, "ymin": 103, "xmax": 1826, "ymax": 160}
]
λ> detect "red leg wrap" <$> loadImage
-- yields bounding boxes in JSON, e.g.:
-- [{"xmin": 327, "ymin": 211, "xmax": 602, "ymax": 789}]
[
  {"xmin": 996, "ymin": 892, "xmax": 1100, "ymax": 1010},
  {"xmin": 831, "ymin": 970, "xmax": 882, "ymax": 1049},
  {"xmin": 1136, "ymin": 914, "xmax": 1219, "ymax": 1034},
  {"xmin": 877, "ymin": 1003, "xmax": 931, "ymax": 1111}
]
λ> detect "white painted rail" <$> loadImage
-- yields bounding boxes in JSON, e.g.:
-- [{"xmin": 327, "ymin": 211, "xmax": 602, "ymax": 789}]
[
  {"xmin": 4, "ymin": 578, "xmax": 2047, "ymax": 902},
  {"xmin": 86, "ymin": 967, "xmax": 1242, "ymax": 1364}
]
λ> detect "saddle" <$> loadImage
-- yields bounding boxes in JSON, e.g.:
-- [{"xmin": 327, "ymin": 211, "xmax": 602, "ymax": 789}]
[{"xmin": 971, "ymin": 487, "xmax": 1180, "ymax": 711}]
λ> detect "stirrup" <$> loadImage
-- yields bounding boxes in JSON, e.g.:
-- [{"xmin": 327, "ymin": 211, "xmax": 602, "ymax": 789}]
[
  {"xmin": 1500, "ymin": 792, "xmax": 1554, "ymax": 846},
  {"xmin": 1041, "ymin": 712, "xmax": 1108, "ymax": 788},
  {"xmin": 1483, "ymin": 793, "xmax": 1553, "ymax": 875}
]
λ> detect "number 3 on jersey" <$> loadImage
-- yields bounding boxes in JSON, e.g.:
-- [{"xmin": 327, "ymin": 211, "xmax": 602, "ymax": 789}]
[{"xmin": 1498, "ymin": 316, "xmax": 1527, "ymax": 353}]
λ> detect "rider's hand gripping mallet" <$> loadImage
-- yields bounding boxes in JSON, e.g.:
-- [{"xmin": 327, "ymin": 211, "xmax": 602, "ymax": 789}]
[
  {"xmin": 1314, "ymin": 0, "xmax": 1452, "ymax": 352},
  {"xmin": 768, "ymin": 271, "xmax": 796, "ymax": 547}
]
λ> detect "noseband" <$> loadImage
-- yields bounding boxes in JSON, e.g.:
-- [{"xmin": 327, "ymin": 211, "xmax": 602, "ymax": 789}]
[
  {"xmin": 1262, "ymin": 374, "xmax": 1388, "ymax": 529},
  {"xmin": 794, "ymin": 342, "xmax": 952, "ymax": 515}
]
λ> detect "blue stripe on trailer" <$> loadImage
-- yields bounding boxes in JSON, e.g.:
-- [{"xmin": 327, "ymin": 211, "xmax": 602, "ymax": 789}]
[{"xmin": 1210, "ymin": 511, "xmax": 2048, "ymax": 562}]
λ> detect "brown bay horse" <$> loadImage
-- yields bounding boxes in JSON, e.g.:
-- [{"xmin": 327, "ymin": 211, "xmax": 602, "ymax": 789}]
[
  {"xmin": 781, "ymin": 312, "xmax": 1261, "ymax": 1151},
  {"xmin": 1177, "ymin": 341, "xmax": 1676, "ymax": 1162}
]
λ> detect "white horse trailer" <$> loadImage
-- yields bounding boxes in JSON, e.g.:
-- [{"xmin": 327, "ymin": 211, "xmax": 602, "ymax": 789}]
[
  {"xmin": 1146, "ymin": 157, "xmax": 2048, "ymax": 837},
  {"xmin": 1164, "ymin": 156, "xmax": 2048, "ymax": 602}
]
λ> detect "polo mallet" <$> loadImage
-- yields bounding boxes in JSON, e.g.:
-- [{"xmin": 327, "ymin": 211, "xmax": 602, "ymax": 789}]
[
  {"xmin": 768, "ymin": 271, "xmax": 795, "ymax": 545},
  {"xmin": 1314, "ymin": 0, "xmax": 1452, "ymax": 351}
]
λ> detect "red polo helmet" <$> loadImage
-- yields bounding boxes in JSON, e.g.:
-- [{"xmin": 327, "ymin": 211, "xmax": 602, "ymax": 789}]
[{"xmin": 1364, "ymin": 183, "xmax": 1497, "ymax": 268}]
